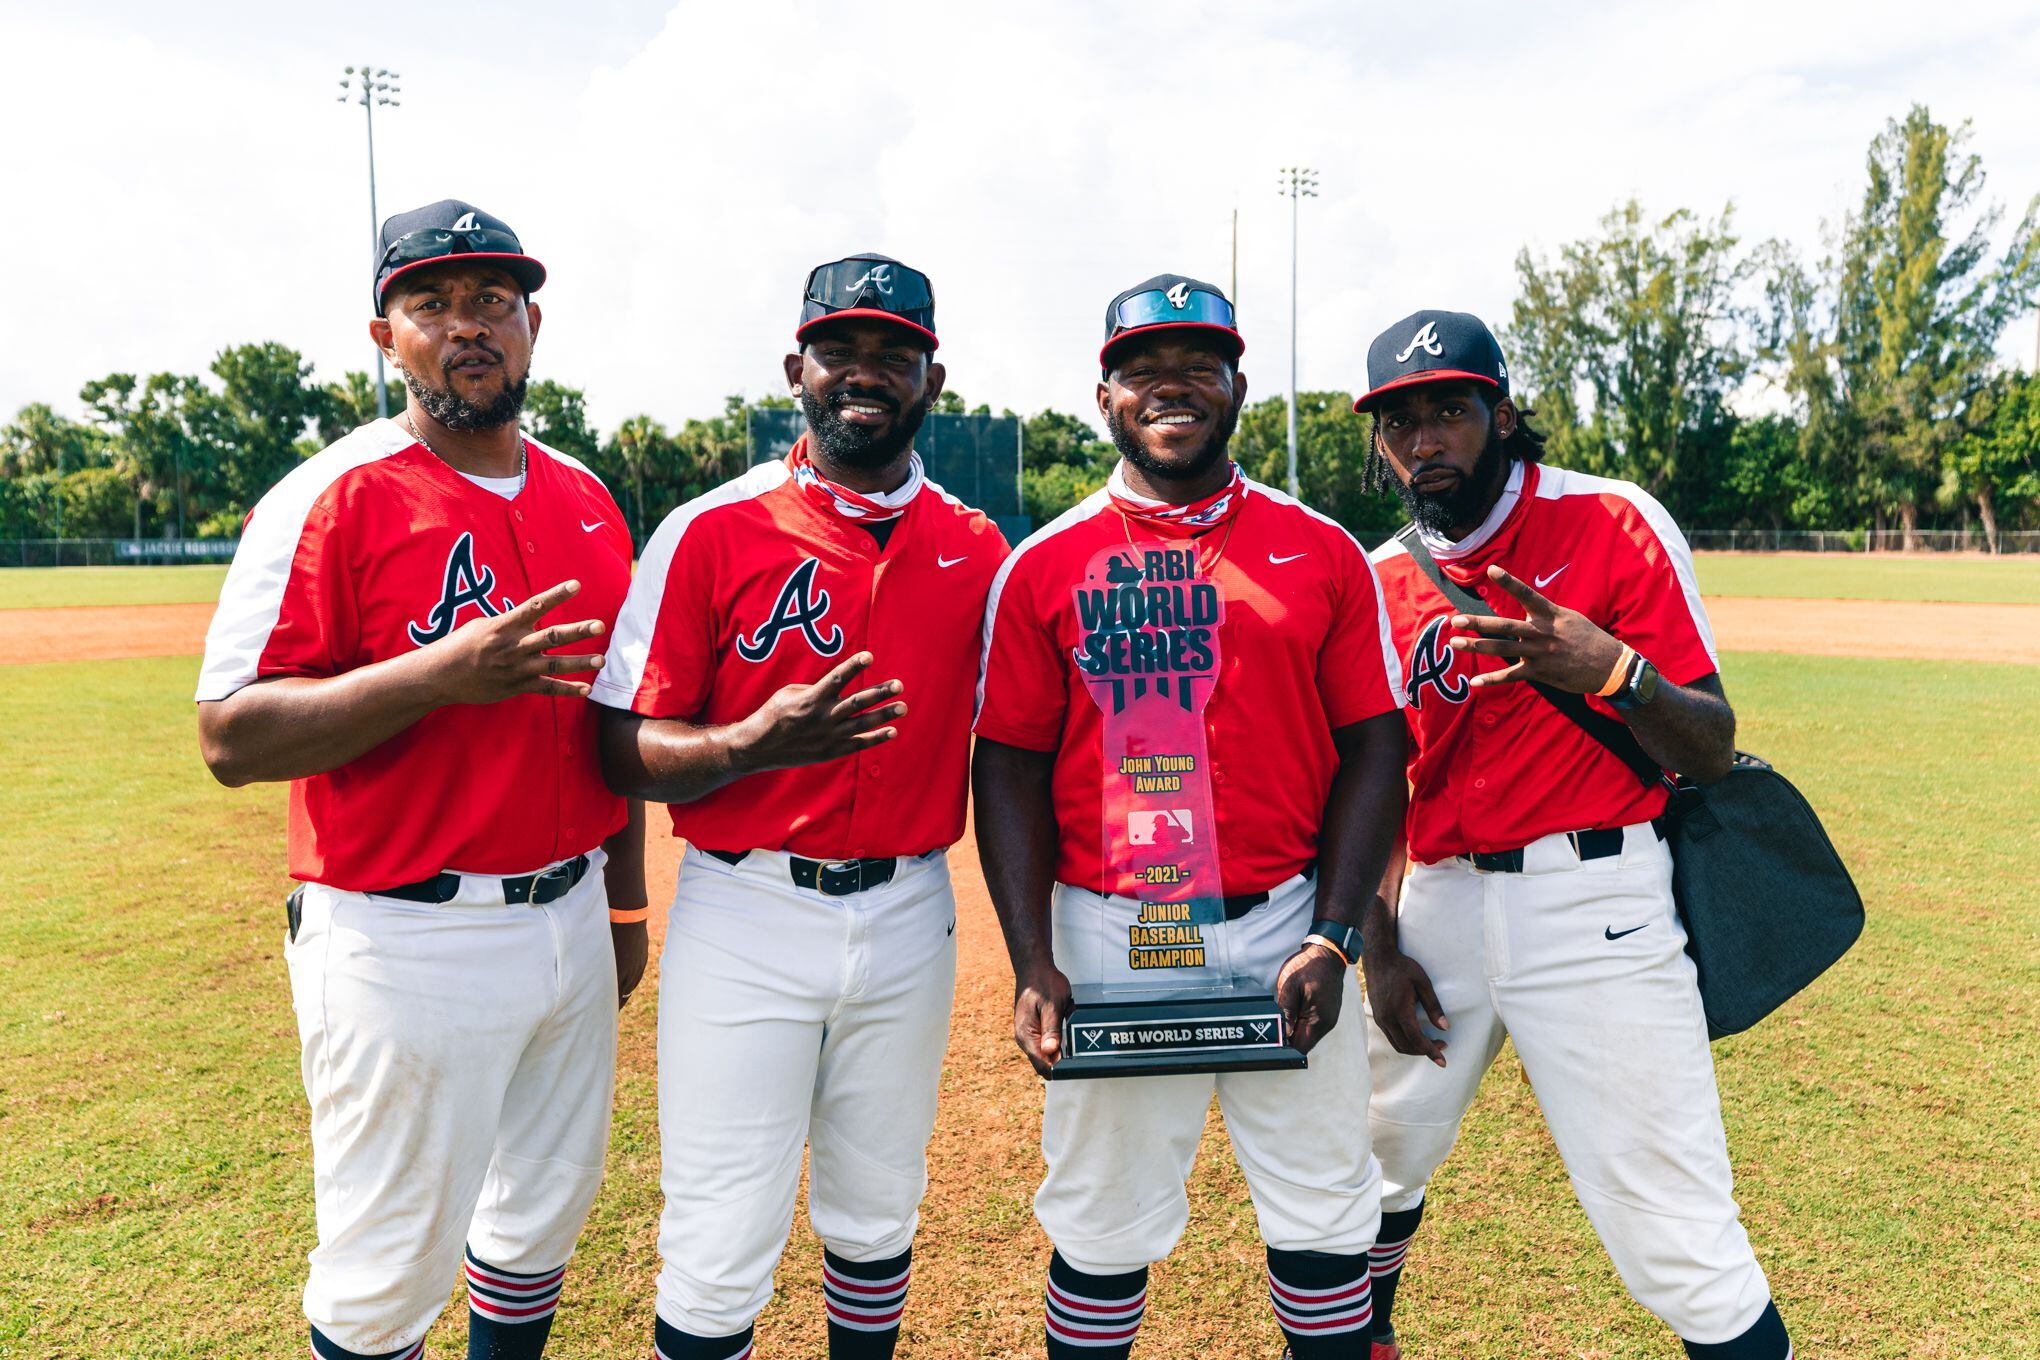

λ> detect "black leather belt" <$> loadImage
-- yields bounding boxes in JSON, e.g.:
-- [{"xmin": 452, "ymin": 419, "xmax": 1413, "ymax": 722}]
[
  {"xmin": 1466, "ymin": 823, "xmax": 1662, "ymax": 874},
  {"xmin": 703, "ymin": 848, "xmax": 898, "ymax": 897},
  {"xmin": 367, "ymin": 854, "xmax": 592, "ymax": 905},
  {"xmin": 1221, "ymin": 862, "xmax": 1317, "ymax": 919}
]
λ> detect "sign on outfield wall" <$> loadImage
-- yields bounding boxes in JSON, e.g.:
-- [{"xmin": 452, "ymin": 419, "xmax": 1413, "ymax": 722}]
[{"xmin": 113, "ymin": 539, "xmax": 241, "ymax": 561}]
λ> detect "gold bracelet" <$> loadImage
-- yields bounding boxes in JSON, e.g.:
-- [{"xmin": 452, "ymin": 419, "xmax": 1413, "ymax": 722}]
[
  {"xmin": 1303, "ymin": 933, "xmax": 1354, "ymax": 967},
  {"xmin": 608, "ymin": 905, "xmax": 650, "ymax": 925},
  {"xmin": 1595, "ymin": 645, "xmax": 1637, "ymax": 698}
]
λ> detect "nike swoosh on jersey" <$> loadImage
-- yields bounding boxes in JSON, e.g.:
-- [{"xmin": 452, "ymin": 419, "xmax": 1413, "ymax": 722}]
[
  {"xmin": 1269, "ymin": 552, "xmax": 1308, "ymax": 565},
  {"xmin": 581, "ymin": 520, "xmax": 606, "ymax": 533},
  {"xmin": 1534, "ymin": 563, "xmax": 1569, "ymax": 589},
  {"xmin": 1604, "ymin": 923, "xmax": 1648, "ymax": 940},
  {"xmin": 938, "ymin": 554, "xmax": 967, "ymax": 568}
]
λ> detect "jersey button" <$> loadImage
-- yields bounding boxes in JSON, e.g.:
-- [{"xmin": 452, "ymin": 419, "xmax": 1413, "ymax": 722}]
[
  {"xmin": 1473, "ymin": 777, "xmax": 1487, "ymax": 790},
  {"xmin": 514, "ymin": 509, "xmax": 525, "ymax": 521},
  {"xmin": 525, "ymin": 541, "xmax": 537, "ymax": 553},
  {"xmin": 866, "ymin": 764, "xmax": 881, "ymax": 778}
]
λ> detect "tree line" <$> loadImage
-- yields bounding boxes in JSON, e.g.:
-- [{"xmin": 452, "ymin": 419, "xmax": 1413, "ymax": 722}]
[{"xmin": 3, "ymin": 105, "xmax": 2035, "ymax": 550}]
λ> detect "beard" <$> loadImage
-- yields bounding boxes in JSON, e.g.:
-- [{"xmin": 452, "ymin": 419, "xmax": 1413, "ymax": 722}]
[
  {"xmin": 1105, "ymin": 401, "xmax": 1240, "ymax": 486},
  {"xmin": 401, "ymin": 348, "xmax": 528, "ymax": 431},
  {"xmin": 800, "ymin": 384, "xmax": 934, "ymax": 472},
  {"xmin": 1394, "ymin": 425, "xmax": 1508, "ymax": 534}
]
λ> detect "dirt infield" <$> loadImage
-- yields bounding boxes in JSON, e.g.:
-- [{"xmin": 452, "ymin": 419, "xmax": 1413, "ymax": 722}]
[{"xmin": 28, "ymin": 596, "xmax": 2040, "ymax": 666}]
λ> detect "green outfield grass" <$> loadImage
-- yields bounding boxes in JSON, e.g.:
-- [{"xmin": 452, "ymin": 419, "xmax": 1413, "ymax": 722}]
[
  {"xmin": 2, "ymin": 652, "xmax": 2036, "ymax": 1358},
  {"xmin": 1694, "ymin": 552, "xmax": 2040, "ymax": 604},
  {"xmin": 0, "ymin": 564, "xmax": 230, "ymax": 609}
]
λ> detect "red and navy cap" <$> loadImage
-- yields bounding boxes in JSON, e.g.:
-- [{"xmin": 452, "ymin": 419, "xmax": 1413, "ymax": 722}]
[
  {"xmin": 1100, "ymin": 273, "xmax": 1243, "ymax": 372},
  {"xmin": 373, "ymin": 199, "xmax": 546, "ymax": 316},
  {"xmin": 1352, "ymin": 309, "xmax": 1508, "ymax": 412},
  {"xmin": 796, "ymin": 253, "xmax": 939, "ymax": 351}
]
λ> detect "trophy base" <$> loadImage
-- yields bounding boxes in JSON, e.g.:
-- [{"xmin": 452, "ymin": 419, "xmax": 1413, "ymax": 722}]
[{"xmin": 1050, "ymin": 982, "xmax": 1307, "ymax": 1080}]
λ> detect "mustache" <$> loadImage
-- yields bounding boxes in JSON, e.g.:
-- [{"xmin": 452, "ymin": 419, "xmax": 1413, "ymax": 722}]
[{"xmin": 439, "ymin": 342, "xmax": 506, "ymax": 378}]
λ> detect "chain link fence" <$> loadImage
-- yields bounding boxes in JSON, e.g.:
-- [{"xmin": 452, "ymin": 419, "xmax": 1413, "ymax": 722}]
[
  {"xmin": 1686, "ymin": 529, "xmax": 2040, "ymax": 554},
  {"xmin": 0, "ymin": 538, "xmax": 241, "ymax": 567}
]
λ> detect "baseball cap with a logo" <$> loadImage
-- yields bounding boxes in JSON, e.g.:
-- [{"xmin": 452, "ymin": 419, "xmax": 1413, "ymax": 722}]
[
  {"xmin": 796, "ymin": 253, "xmax": 939, "ymax": 350},
  {"xmin": 1352, "ymin": 310, "xmax": 1508, "ymax": 412},
  {"xmin": 1100, "ymin": 274, "xmax": 1243, "ymax": 373},
  {"xmin": 373, "ymin": 199, "xmax": 546, "ymax": 315}
]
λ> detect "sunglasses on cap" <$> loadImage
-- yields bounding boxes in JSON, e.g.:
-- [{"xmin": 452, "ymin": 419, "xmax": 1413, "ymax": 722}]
[
  {"xmin": 804, "ymin": 257, "xmax": 935, "ymax": 324},
  {"xmin": 1112, "ymin": 285, "xmax": 1235, "ymax": 332},
  {"xmin": 379, "ymin": 224, "xmax": 526, "ymax": 272}
]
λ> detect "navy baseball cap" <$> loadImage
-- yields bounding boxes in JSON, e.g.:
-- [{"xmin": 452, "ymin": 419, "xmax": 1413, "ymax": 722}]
[
  {"xmin": 1352, "ymin": 310, "xmax": 1509, "ymax": 412},
  {"xmin": 373, "ymin": 199, "xmax": 546, "ymax": 315},
  {"xmin": 796, "ymin": 253, "xmax": 938, "ymax": 350},
  {"xmin": 1101, "ymin": 274, "xmax": 1243, "ymax": 372}
]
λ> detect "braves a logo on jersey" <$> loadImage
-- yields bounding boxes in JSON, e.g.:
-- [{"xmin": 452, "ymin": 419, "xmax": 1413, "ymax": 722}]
[
  {"xmin": 1404, "ymin": 614, "xmax": 1470, "ymax": 708},
  {"xmin": 408, "ymin": 532, "xmax": 515, "ymax": 645},
  {"xmin": 736, "ymin": 557, "xmax": 845, "ymax": 662}
]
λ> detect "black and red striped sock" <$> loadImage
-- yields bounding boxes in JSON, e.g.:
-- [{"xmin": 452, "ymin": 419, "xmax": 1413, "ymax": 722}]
[
  {"xmin": 652, "ymin": 1316, "xmax": 754, "ymax": 1360},
  {"xmin": 1369, "ymin": 1202, "xmax": 1424, "ymax": 1343},
  {"xmin": 823, "ymin": 1247, "xmax": 912, "ymax": 1359},
  {"xmin": 1043, "ymin": 1250, "xmax": 1148, "ymax": 1359},
  {"xmin": 464, "ymin": 1248, "xmax": 565, "ymax": 1359},
  {"xmin": 1267, "ymin": 1247, "xmax": 1372, "ymax": 1358}
]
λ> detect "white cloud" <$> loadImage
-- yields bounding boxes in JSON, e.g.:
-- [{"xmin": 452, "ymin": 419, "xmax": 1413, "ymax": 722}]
[{"xmin": 4, "ymin": 0, "xmax": 2038, "ymax": 435}]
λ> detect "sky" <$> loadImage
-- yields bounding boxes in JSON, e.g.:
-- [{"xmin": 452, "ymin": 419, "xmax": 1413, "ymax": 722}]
[{"xmin": 5, "ymin": 0, "xmax": 2040, "ymax": 437}]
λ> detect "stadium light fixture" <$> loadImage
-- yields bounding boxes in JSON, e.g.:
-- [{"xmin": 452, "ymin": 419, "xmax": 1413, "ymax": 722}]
[
  {"xmin": 1278, "ymin": 167, "xmax": 1319, "ymax": 499},
  {"xmin": 338, "ymin": 64, "xmax": 405, "ymax": 419}
]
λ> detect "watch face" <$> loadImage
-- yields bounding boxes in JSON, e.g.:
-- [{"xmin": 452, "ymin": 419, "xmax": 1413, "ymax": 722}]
[{"xmin": 1633, "ymin": 660, "xmax": 1660, "ymax": 704}]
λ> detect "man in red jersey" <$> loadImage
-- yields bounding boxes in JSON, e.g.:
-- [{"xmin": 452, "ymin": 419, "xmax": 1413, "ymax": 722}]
[
  {"xmin": 975, "ymin": 275, "xmax": 1409, "ymax": 1360},
  {"xmin": 196, "ymin": 199, "xmax": 645, "ymax": 1360},
  {"xmin": 1352, "ymin": 310, "xmax": 1792, "ymax": 1360},
  {"xmin": 594, "ymin": 253, "xmax": 1007, "ymax": 1360}
]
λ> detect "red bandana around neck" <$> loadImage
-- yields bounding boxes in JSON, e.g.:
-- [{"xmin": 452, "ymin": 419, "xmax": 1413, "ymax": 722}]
[
  {"xmin": 788, "ymin": 435, "xmax": 924, "ymax": 523},
  {"xmin": 1106, "ymin": 461, "xmax": 1248, "ymax": 536}
]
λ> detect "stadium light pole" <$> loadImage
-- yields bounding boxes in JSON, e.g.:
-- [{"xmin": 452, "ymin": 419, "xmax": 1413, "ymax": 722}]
[
  {"xmin": 338, "ymin": 65, "xmax": 402, "ymax": 418},
  {"xmin": 1278, "ymin": 167, "xmax": 1318, "ymax": 499}
]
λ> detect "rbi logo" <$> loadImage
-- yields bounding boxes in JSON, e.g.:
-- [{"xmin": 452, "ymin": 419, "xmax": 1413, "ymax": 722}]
[
  {"xmin": 737, "ymin": 558, "xmax": 845, "ymax": 662},
  {"xmin": 407, "ymin": 532, "xmax": 514, "ymax": 645},
  {"xmin": 1395, "ymin": 320, "xmax": 1444, "ymax": 363},
  {"xmin": 1165, "ymin": 281, "xmax": 1191, "ymax": 308},
  {"xmin": 1405, "ymin": 615, "xmax": 1469, "ymax": 708}
]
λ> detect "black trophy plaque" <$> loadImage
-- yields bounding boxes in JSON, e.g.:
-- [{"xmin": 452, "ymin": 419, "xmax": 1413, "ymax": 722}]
[{"xmin": 1050, "ymin": 981, "xmax": 1307, "ymax": 1080}]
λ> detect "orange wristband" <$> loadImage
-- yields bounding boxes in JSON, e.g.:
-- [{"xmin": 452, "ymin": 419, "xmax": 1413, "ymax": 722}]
[
  {"xmin": 608, "ymin": 905, "xmax": 650, "ymax": 925},
  {"xmin": 1596, "ymin": 645, "xmax": 1636, "ymax": 698}
]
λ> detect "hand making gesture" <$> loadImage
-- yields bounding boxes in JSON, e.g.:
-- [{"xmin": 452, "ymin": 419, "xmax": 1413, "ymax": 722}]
[{"xmin": 1448, "ymin": 565, "xmax": 1629, "ymax": 695}]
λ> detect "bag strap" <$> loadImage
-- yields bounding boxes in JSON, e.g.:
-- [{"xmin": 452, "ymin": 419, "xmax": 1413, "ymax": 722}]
[{"xmin": 1393, "ymin": 524, "xmax": 1669, "ymax": 791}]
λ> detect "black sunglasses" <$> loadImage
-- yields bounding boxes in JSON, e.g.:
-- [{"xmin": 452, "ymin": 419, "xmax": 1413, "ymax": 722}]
[
  {"xmin": 380, "ymin": 225, "xmax": 525, "ymax": 272},
  {"xmin": 804, "ymin": 258, "xmax": 935, "ymax": 325}
]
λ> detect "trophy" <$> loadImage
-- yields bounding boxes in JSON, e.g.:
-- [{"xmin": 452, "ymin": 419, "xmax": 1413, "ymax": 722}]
[{"xmin": 1049, "ymin": 539, "xmax": 1307, "ymax": 1080}]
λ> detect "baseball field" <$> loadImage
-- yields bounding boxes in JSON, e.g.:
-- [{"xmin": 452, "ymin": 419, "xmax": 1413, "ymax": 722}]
[{"xmin": 3, "ymin": 556, "xmax": 2035, "ymax": 1359}]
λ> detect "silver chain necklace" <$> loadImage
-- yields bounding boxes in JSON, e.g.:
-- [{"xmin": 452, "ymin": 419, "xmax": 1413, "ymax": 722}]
[{"xmin": 405, "ymin": 413, "xmax": 526, "ymax": 492}]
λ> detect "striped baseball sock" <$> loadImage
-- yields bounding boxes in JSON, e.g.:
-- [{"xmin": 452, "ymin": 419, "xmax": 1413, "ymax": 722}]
[
  {"xmin": 823, "ymin": 1247, "xmax": 912, "ymax": 1358},
  {"xmin": 1043, "ymin": 1251, "xmax": 1148, "ymax": 1359},
  {"xmin": 652, "ymin": 1316, "xmax": 754, "ymax": 1360},
  {"xmin": 309, "ymin": 1324, "xmax": 425, "ymax": 1360},
  {"xmin": 1266, "ymin": 1247, "xmax": 1372, "ymax": 1358},
  {"xmin": 1681, "ymin": 1300, "xmax": 1792, "ymax": 1360},
  {"xmin": 1368, "ymin": 1202, "xmax": 1424, "ymax": 1344},
  {"xmin": 464, "ymin": 1248, "xmax": 566, "ymax": 1358}
]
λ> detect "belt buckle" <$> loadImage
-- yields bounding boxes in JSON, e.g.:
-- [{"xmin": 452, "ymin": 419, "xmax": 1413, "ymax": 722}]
[
  {"xmin": 529, "ymin": 859, "xmax": 575, "ymax": 904},
  {"xmin": 818, "ymin": 859, "xmax": 862, "ymax": 897}
]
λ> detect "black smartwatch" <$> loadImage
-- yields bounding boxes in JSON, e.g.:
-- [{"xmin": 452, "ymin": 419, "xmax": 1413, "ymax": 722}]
[
  {"xmin": 1609, "ymin": 654, "xmax": 1660, "ymax": 710},
  {"xmin": 1304, "ymin": 917, "xmax": 1363, "ymax": 966}
]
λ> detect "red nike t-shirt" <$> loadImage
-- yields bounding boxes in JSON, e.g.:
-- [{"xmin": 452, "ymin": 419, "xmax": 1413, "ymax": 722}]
[
  {"xmin": 1368, "ymin": 460, "xmax": 1720, "ymax": 864},
  {"xmin": 976, "ymin": 476, "xmax": 1405, "ymax": 897},
  {"xmin": 197, "ymin": 419, "xmax": 634, "ymax": 890},
  {"xmin": 593, "ymin": 453, "xmax": 1009, "ymax": 858}
]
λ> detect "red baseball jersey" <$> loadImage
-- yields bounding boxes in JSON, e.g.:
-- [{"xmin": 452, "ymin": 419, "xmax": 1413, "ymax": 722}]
[
  {"xmin": 196, "ymin": 418, "xmax": 634, "ymax": 890},
  {"xmin": 1368, "ymin": 460, "xmax": 1720, "ymax": 864},
  {"xmin": 974, "ymin": 476, "xmax": 1405, "ymax": 898},
  {"xmin": 592, "ymin": 450, "xmax": 1009, "ymax": 858}
]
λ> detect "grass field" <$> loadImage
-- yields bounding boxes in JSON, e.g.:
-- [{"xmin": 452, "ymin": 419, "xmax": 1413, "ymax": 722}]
[
  {"xmin": 4, "ymin": 646, "xmax": 2035, "ymax": 1359},
  {"xmin": 3, "ymin": 553, "xmax": 2040, "ymax": 610},
  {"xmin": 0, "ymin": 564, "xmax": 231, "ymax": 609},
  {"xmin": 1691, "ymin": 553, "xmax": 2040, "ymax": 603}
]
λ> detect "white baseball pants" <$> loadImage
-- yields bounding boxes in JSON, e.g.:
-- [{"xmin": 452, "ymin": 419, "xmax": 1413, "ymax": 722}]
[
  {"xmin": 1364, "ymin": 823, "xmax": 1775, "ymax": 1343},
  {"xmin": 1036, "ymin": 872, "xmax": 1381, "ymax": 1275},
  {"xmin": 653, "ymin": 846, "xmax": 957, "ymax": 1337},
  {"xmin": 284, "ymin": 853, "xmax": 617, "ymax": 1355}
]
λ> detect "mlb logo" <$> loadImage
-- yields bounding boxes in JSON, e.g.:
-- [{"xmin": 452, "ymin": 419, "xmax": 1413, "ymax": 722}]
[{"xmin": 1129, "ymin": 810, "xmax": 1194, "ymax": 846}]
